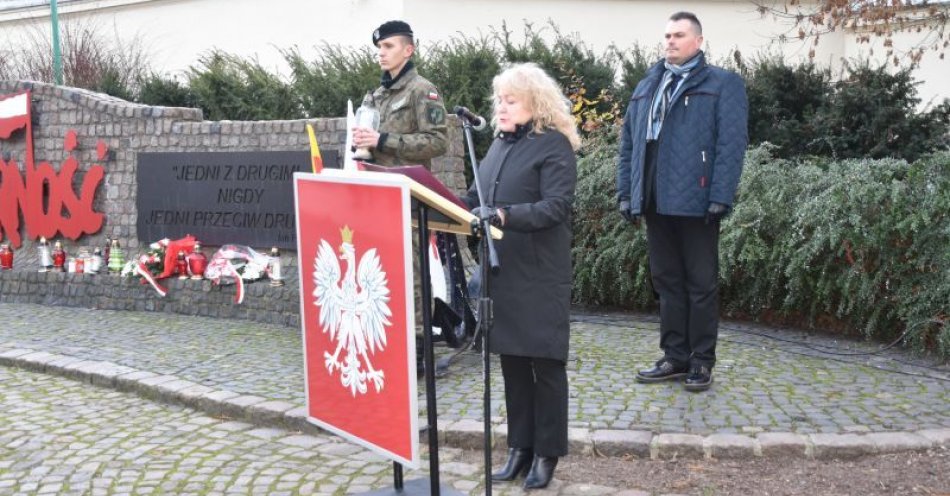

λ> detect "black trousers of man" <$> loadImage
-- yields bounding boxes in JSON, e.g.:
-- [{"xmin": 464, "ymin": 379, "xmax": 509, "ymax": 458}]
[
  {"xmin": 642, "ymin": 141, "xmax": 720, "ymax": 369},
  {"xmin": 644, "ymin": 212, "xmax": 720, "ymax": 368},
  {"xmin": 500, "ymin": 354, "xmax": 568, "ymax": 457}
]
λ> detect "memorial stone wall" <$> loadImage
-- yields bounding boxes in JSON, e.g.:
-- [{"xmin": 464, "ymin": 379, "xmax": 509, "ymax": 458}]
[{"xmin": 0, "ymin": 80, "xmax": 467, "ymax": 327}]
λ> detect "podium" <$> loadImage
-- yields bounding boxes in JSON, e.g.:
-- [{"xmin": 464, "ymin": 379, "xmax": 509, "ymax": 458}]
[{"xmin": 293, "ymin": 168, "xmax": 500, "ymax": 495}]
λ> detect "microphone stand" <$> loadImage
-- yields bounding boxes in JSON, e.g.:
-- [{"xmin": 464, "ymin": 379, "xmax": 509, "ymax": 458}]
[{"xmin": 459, "ymin": 114, "xmax": 499, "ymax": 496}]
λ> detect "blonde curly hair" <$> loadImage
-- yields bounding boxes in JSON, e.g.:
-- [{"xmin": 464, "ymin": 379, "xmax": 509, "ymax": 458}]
[{"xmin": 491, "ymin": 62, "xmax": 581, "ymax": 151}]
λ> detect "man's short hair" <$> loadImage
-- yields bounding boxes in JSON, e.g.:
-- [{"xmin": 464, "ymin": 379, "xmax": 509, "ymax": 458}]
[
  {"xmin": 393, "ymin": 35, "xmax": 415, "ymax": 47},
  {"xmin": 669, "ymin": 11, "xmax": 702, "ymax": 35}
]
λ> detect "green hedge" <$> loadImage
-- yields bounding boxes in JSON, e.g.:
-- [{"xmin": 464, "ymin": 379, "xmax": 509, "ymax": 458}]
[
  {"xmin": 4, "ymin": 21, "xmax": 946, "ymax": 161},
  {"xmin": 573, "ymin": 133, "xmax": 950, "ymax": 358},
  {"xmin": 187, "ymin": 51, "xmax": 300, "ymax": 121}
]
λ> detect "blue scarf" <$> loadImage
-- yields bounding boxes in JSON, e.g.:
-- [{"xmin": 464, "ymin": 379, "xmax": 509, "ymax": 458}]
[{"xmin": 646, "ymin": 52, "xmax": 702, "ymax": 140}]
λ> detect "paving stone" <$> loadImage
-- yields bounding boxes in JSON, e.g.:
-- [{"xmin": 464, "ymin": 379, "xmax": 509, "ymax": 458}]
[
  {"xmin": 569, "ymin": 427, "xmax": 593, "ymax": 455},
  {"xmin": 177, "ymin": 384, "xmax": 216, "ymax": 401},
  {"xmin": 44, "ymin": 355, "xmax": 89, "ymax": 372},
  {"xmin": 246, "ymin": 400, "xmax": 298, "ymax": 424},
  {"xmin": 246, "ymin": 428, "xmax": 291, "ymax": 440},
  {"xmin": 705, "ymin": 433, "xmax": 755, "ymax": 459},
  {"xmin": 152, "ymin": 379, "xmax": 201, "ymax": 398},
  {"xmin": 591, "ymin": 429, "xmax": 652, "ymax": 458},
  {"xmin": 213, "ymin": 421, "xmax": 254, "ymax": 433},
  {"xmin": 443, "ymin": 419, "xmax": 485, "ymax": 450},
  {"xmin": 279, "ymin": 435, "xmax": 324, "ymax": 449},
  {"xmin": 78, "ymin": 362, "xmax": 138, "ymax": 387},
  {"xmin": 917, "ymin": 428, "xmax": 950, "ymax": 446},
  {"xmin": 655, "ymin": 434, "xmax": 705, "ymax": 460},
  {"xmin": 864, "ymin": 432, "xmax": 933, "ymax": 453},
  {"xmin": 809, "ymin": 433, "xmax": 872, "ymax": 459},
  {"xmin": 136, "ymin": 375, "xmax": 180, "ymax": 388},
  {"xmin": 113, "ymin": 370, "xmax": 157, "ymax": 388},
  {"xmin": 16, "ymin": 351, "xmax": 58, "ymax": 368},
  {"xmin": 453, "ymin": 479, "xmax": 479, "ymax": 491},
  {"xmin": 440, "ymin": 462, "xmax": 479, "ymax": 477},
  {"xmin": 561, "ymin": 483, "xmax": 617, "ymax": 495},
  {"xmin": 223, "ymin": 395, "xmax": 268, "ymax": 408},
  {"xmin": 757, "ymin": 432, "xmax": 807, "ymax": 458}
]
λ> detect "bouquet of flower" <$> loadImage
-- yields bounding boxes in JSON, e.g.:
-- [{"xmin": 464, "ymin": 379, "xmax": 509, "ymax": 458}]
[
  {"xmin": 204, "ymin": 244, "xmax": 276, "ymax": 303},
  {"xmin": 122, "ymin": 236, "xmax": 196, "ymax": 296}
]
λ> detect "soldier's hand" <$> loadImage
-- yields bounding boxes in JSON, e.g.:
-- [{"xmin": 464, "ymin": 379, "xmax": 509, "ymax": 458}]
[
  {"xmin": 352, "ymin": 127, "xmax": 381, "ymax": 149},
  {"xmin": 619, "ymin": 200, "xmax": 640, "ymax": 226}
]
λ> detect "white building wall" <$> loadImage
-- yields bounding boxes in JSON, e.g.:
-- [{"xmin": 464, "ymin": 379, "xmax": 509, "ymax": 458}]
[
  {"xmin": 0, "ymin": 0, "xmax": 402, "ymax": 75},
  {"xmin": 406, "ymin": 0, "xmax": 846, "ymax": 64},
  {"xmin": 843, "ymin": 28, "xmax": 948, "ymax": 110},
  {"xmin": 0, "ymin": 0, "xmax": 944, "ymax": 104}
]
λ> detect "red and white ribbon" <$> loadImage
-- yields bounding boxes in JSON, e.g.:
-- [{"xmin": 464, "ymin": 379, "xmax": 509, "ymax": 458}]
[
  {"xmin": 135, "ymin": 262, "xmax": 167, "ymax": 297},
  {"xmin": 229, "ymin": 262, "xmax": 245, "ymax": 304},
  {"xmin": 205, "ymin": 254, "xmax": 246, "ymax": 304}
]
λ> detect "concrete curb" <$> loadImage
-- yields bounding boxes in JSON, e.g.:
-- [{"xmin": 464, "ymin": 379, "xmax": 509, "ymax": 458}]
[{"xmin": 2, "ymin": 346, "xmax": 947, "ymax": 461}]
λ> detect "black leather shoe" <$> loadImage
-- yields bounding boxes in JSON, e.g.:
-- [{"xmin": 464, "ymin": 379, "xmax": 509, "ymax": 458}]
[
  {"xmin": 524, "ymin": 455, "xmax": 558, "ymax": 489},
  {"xmin": 684, "ymin": 364, "xmax": 713, "ymax": 392},
  {"xmin": 491, "ymin": 447, "xmax": 533, "ymax": 481},
  {"xmin": 636, "ymin": 359, "xmax": 687, "ymax": 383},
  {"xmin": 523, "ymin": 455, "xmax": 558, "ymax": 490}
]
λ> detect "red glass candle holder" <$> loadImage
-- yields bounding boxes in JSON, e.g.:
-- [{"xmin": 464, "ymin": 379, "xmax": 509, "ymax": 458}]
[
  {"xmin": 52, "ymin": 243, "xmax": 66, "ymax": 272},
  {"xmin": 176, "ymin": 251, "xmax": 188, "ymax": 279},
  {"xmin": 187, "ymin": 244, "xmax": 207, "ymax": 280},
  {"xmin": 0, "ymin": 244, "xmax": 13, "ymax": 270}
]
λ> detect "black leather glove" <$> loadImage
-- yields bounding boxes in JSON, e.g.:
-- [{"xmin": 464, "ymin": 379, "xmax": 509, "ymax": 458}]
[
  {"xmin": 619, "ymin": 200, "xmax": 640, "ymax": 226},
  {"xmin": 471, "ymin": 206, "xmax": 504, "ymax": 227},
  {"xmin": 705, "ymin": 202, "xmax": 729, "ymax": 224}
]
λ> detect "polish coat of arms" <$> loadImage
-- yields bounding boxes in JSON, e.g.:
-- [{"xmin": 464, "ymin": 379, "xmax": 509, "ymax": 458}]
[{"xmin": 313, "ymin": 226, "xmax": 392, "ymax": 396}]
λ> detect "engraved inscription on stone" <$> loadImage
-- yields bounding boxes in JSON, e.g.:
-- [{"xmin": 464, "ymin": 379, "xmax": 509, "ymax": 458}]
[{"xmin": 136, "ymin": 150, "xmax": 338, "ymax": 248}]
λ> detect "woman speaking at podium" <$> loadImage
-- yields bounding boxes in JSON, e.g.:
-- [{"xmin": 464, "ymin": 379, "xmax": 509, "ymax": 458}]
[{"xmin": 462, "ymin": 62, "xmax": 580, "ymax": 490}]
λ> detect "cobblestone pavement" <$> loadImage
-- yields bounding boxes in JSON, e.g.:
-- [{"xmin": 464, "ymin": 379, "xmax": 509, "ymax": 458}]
[
  {"xmin": 3, "ymin": 365, "xmax": 638, "ymax": 496},
  {"xmin": 1, "ymin": 365, "xmax": 386, "ymax": 495},
  {"xmin": 1, "ymin": 303, "xmax": 946, "ymax": 437}
]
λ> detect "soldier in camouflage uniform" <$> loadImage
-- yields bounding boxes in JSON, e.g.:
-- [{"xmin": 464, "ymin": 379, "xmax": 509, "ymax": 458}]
[
  {"xmin": 352, "ymin": 20, "xmax": 450, "ymax": 373},
  {"xmin": 351, "ymin": 20, "xmax": 448, "ymax": 170}
]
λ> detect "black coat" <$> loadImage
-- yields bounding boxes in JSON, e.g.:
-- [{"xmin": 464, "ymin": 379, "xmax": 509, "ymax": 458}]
[{"xmin": 463, "ymin": 126, "xmax": 577, "ymax": 361}]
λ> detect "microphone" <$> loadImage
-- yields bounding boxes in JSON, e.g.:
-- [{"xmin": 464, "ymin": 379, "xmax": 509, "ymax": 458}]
[{"xmin": 453, "ymin": 106, "xmax": 487, "ymax": 131}]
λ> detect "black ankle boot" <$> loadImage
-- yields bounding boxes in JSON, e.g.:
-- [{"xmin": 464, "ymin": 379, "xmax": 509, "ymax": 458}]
[
  {"xmin": 523, "ymin": 455, "xmax": 558, "ymax": 489},
  {"xmin": 491, "ymin": 447, "xmax": 533, "ymax": 481}
]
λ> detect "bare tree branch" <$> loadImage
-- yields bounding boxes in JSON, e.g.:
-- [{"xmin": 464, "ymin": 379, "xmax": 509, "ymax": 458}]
[{"xmin": 751, "ymin": 0, "xmax": 949, "ymax": 65}]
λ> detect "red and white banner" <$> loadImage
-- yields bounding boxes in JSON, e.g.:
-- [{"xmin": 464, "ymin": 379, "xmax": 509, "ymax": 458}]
[
  {"xmin": 294, "ymin": 169, "xmax": 418, "ymax": 467},
  {"xmin": 0, "ymin": 92, "xmax": 29, "ymax": 139}
]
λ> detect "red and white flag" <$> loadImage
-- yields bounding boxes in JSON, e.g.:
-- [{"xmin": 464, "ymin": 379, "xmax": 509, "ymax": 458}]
[{"xmin": 0, "ymin": 92, "xmax": 29, "ymax": 139}]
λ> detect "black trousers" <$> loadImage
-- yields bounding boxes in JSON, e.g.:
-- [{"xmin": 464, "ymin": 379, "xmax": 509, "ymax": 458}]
[
  {"xmin": 500, "ymin": 354, "xmax": 568, "ymax": 457},
  {"xmin": 644, "ymin": 212, "xmax": 721, "ymax": 368}
]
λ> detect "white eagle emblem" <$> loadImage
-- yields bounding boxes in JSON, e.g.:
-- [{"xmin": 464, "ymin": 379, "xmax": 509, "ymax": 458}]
[{"xmin": 313, "ymin": 225, "xmax": 392, "ymax": 396}]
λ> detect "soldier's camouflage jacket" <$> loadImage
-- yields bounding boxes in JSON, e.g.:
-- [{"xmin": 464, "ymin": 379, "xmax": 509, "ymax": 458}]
[{"xmin": 363, "ymin": 66, "xmax": 448, "ymax": 170}]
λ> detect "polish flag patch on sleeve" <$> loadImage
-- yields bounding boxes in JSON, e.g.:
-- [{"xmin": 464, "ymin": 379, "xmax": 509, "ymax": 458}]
[{"xmin": 426, "ymin": 91, "xmax": 439, "ymax": 101}]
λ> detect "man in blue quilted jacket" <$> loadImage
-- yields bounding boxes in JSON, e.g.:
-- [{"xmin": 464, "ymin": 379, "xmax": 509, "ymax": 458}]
[{"xmin": 617, "ymin": 11, "xmax": 748, "ymax": 392}]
